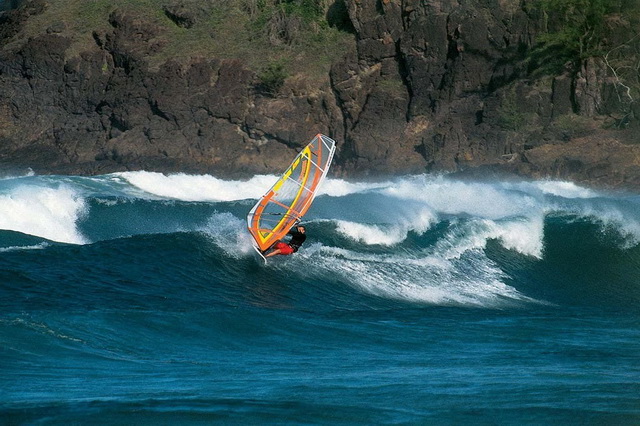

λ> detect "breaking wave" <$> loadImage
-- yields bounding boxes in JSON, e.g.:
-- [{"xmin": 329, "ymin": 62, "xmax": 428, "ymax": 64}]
[{"xmin": 0, "ymin": 172, "xmax": 638, "ymax": 309}]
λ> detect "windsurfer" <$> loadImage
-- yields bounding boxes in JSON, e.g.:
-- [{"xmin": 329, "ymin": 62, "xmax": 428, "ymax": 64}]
[{"xmin": 264, "ymin": 226, "xmax": 307, "ymax": 258}]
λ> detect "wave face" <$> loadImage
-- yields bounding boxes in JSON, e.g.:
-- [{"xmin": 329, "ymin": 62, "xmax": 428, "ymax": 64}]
[{"xmin": 1, "ymin": 172, "xmax": 640, "ymax": 424}]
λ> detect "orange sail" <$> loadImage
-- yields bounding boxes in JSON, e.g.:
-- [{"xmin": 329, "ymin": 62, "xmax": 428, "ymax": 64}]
[{"xmin": 247, "ymin": 134, "xmax": 336, "ymax": 252}]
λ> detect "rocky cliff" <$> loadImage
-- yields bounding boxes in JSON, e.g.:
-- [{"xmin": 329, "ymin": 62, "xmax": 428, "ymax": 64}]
[{"xmin": 0, "ymin": 0, "xmax": 638, "ymax": 188}]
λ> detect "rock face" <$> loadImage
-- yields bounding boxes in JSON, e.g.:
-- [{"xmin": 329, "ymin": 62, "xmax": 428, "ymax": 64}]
[
  {"xmin": 334, "ymin": 0, "xmax": 639, "ymax": 185},
  {"xmin": 0, "ymin": 3, "xmax": 342, "ymax": 176},
  {"xmin": 0, "ymin": 0, "xmax": 638, "ymax": 188}
]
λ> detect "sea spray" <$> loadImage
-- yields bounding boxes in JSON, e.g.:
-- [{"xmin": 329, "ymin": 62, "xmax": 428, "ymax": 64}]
[
  {"xmin": 115, "ymin": 171, "xmax": 276, "ymax": 202},
  {"xmin": 305, "ymin": 243, "xmax": 533, "ymax": 307},
  {"xmin": 200, "ymin": 212, "xmax": 255, "ymax": 258},
  {"xmin": 0, "ymin": 185, "xmax": 87, "ymax": 244},
  {"xmin": 334, "ymin": 207, "xmax": 436, "ymax": 246}
]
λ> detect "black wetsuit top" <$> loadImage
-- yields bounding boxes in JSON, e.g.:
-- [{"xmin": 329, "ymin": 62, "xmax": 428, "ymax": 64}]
[{"xmin": 287, "ymin": 228, "xmax": 307, "ymax": 252}]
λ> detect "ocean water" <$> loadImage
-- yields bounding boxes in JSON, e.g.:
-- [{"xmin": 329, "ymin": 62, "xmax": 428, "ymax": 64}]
[{"xmin": 1, "ymin": 172, "xmax": 639, "ymax": 424}]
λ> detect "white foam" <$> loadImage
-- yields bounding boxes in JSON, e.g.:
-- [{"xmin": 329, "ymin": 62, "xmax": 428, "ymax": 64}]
[
  {"xmin": 116, "ymin": 172, "xmax": 390, "ymax": 202},
  {"xmin": 525, "ymin": 180, "xmax": 598, "ymax": 199},
  {"xmin": 0, "ymin": 169, "xmax": 35, "ymax": 180},
  {"xmin": 199, "ymin": 212, "xmax": 255, "ymax": 258},
  {"xmin": 0, "ymin": 243, "xmax": 49, "ymax": 252},
  {"xmin": 494, "ymin": 216, "xmax": 545, "ymax": 257},
  {"xmin": 568, "ymin": 204, "xmax": 640, "ymax": 248},
  {"xmin": 304, "ymin": 244, "xmax": 536, "ymax": 307},
  {"xmin": 335, "ymin": 221, "xmax": 408, "ymax": 246},
  {"xmin": 382, "ymin": 176, "xmax": 539, "ymax": 219},
  {"xmin": 115, "ymin": 171, "xmax": 278, "ymax": 202},
  {"xmin": 0, "ymin": 185, "xmax": 87, "ymax": 244},
  {"xmin": 317, "ymin": 178, "xmax": 383, "ymax": 197},
  {"xmin": 113, "ymin": 172, "xmax": 635, "ymax": 255},
  {"xmin": 334, "ymin": 208, "xmax": 436, "ymax": 246},
  {"xmin": 433, "ymin": 215, "xmax": 544, "ymax": 259},
  {"xmin": 318, "ymin": 174, "xmax": 548, "ymax": 256}
]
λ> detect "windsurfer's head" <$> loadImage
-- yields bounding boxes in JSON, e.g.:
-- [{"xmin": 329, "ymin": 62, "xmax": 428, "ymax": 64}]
[{"xmin": 297, "ymin": 226, "xmax": 306, "ymax": 233}]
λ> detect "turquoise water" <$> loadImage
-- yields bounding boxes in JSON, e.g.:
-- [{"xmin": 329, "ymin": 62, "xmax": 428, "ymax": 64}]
[{"xmin": 1, "ymin": 172, "xmax": 639, "ymax": 424}]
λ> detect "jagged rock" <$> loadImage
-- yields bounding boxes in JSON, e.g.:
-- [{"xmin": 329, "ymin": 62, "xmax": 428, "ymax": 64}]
[
  {"xmin": 0, "ymin": 0, "xmax": 45, "ymax": 41},
  {"xmin": 0, "ymin": 0, "xmax": 638, "ymax": 189},
  {"xmin": 519, "ymin": 134, "xmax": 640, "ymax": 188}
]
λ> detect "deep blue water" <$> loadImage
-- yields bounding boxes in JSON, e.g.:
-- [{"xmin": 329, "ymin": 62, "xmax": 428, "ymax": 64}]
[{"xmin": 1, "ymin": 172, "xmax": 639, "ymax": 424}]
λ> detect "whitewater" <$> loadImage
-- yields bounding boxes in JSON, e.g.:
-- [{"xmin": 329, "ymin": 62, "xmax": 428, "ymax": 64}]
[{"xmin": 1, "ymin": 171, "xmax": 639, "ymax": 424}]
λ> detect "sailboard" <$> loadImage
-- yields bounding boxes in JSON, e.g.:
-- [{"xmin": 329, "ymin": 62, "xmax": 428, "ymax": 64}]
[{"xmin": 247, "ymin": 133, "xmax": 336, "ymax": 262}]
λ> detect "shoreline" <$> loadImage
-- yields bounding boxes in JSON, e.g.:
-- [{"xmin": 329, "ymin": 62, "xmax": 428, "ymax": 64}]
[{"xmin": 2, "ymin": 165, "xmax": 638, "ymax": 196}]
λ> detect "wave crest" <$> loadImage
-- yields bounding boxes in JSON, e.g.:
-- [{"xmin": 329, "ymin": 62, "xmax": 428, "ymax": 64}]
[{"xmin": 0, "ymin": 185, "xmax": 87, "ymax": 244}]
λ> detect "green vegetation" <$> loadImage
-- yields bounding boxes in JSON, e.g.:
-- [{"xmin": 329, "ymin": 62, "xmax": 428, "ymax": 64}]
[
  {"xmin": 535, "ymin": 0, "xmax": 610, "ymax": 64},
  {"xmin": 258, "ymin": 59, "xmax": 289, "ymax": 95},
  {"xmin": 529, "ymin": 0, "xmax": 640, "ymax": 125},
  {"xmin": 529, "ymin": 0, "xmax": 640, "ymax": 70},
  {"xmin": 497, "ymin": 89, "xmax": 527, "ymax": 131},
  {"xmin": 9, "ymin": 0, "xmax": 354, "ymax": 85},
  {"xmin": 553, "ymin": 113, "xmax": 593, "ymax": 138}
]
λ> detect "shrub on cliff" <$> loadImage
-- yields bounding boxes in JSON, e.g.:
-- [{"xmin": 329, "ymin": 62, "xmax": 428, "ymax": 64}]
[
  {"xmin": 258, "ymin": 60, "xmax": 288, "ymax": 96},
  {"xmin": 531, "ymin": 0, "xmax": 640, "ymax": 68},
  {"xmin": 536, "ymin": 0, "xmax": 609, "ymax": 63},
  {"xmin": 248, "ymin": 0, "xmax": 330, "ymax": 46},
  {"xmin": 530, "ymin": 0, "xmax": 640, "ymax": 125},
  {"xmin": 497, "ymin": 88, "xmax": 529, "ymax": 131}
]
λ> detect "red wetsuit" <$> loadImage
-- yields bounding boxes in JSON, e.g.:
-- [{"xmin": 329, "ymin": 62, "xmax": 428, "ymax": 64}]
[
  {"xmin": 273, "ymin": 241, "xmax": 294, "ymax": 255},
  {"xmin": 270, "ymin": 228, "xmax": 307, "ymax": 256}
]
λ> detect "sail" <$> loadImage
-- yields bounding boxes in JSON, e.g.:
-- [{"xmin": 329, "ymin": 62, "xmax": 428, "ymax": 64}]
[{"xmin": 247, "ymin": 134, "xmax": 336, "ymax": 252}]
